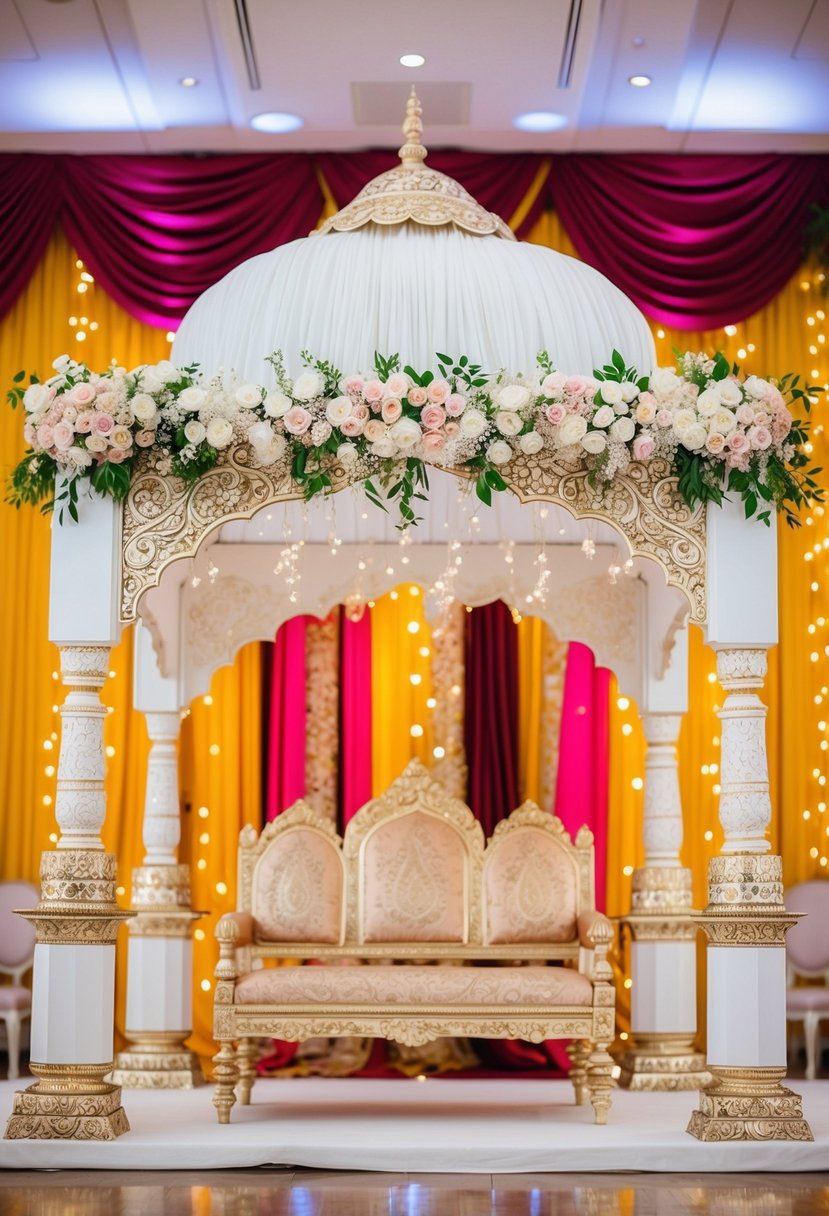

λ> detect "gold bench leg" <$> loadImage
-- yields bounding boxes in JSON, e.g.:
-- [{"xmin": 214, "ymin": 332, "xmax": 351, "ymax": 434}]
[
  {"xmin": 587, "ymin": 1046, "xmax": 615, "ymax": 1125},
  {"xmin": 236, "ymin": 1038, "xmax": 258, "ymax": 1106},
  {"xmin": 212, "ymin": 1041, "xmax": 238, "ymax": 1125},
  {"xmin": 566, "ymin": 1039, "xmax": 591, "ymax": 1106}
]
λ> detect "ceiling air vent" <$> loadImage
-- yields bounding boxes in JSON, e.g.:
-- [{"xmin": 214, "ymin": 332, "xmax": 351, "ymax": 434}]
[
  {"xmin": 233, "ymin": 0, "xmax": 261, "ymax": 91},
  {"xmin": 558, "ymin": 0, "xmax": 585, "ymax": 88}
]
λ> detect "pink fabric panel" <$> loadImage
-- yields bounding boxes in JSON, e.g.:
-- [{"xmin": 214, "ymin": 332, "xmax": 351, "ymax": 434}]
[
  {"xmin": 591, "ymin": 667, "xmax": 611, "ymax": 913},
  {"xmin": 266, "ymin": 618, "xmax": 307, "ymax": 821},
  {"xmin": 253, "ymin": 828, "xmax": 343, "ymax": 943},
  {"xmin": 484, "ymin": 831, "xmax": 578, "ymax": 944},
  {"xmin": 340, "ymin": 610, "xmax": 372, "ymax": 825}
]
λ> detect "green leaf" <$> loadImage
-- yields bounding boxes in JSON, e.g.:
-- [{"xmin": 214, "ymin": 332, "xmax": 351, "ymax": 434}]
[
  {"xmin": 12, "ymin": 370, "xmax": 25, "ymax": 383},
  {"xmin": 612, "ymin": 349, "xmax": 625, "ymax": 373},
  {"xmin": 475, "ymin": 473, "xmax": 492, "ymax": 507},
  {"xmin": 403, "ymin": 365, "xmax": 422, "ymax": 386},
  {"xmin": 435, "ymin": 352, "xmax": 452, "ymax": 365}
]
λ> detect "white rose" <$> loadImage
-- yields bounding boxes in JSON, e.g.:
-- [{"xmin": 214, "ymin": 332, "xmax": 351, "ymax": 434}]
[
  {"xmin": 206, "ymin": 417, "xmax": 233, "ymax": 449},
  {"xmin": 599, "ymin": 381, "xmax": 623, "ymax": 406},
  {"xmin": 247, "ymin": 421, "xmax": 274, "ymax": 449},
  {"xmin": 581, "ymin": 431, "xmax": 608, "ymax": 455},
  {"xmin": 132, "ymin": 393, "xmax": 157, "ymax": 423},
  {"xmin": 178, "ymin": 386, "xmax": 207, "ymax": 411},
  {"xmin": 710, "ymin": 408, "xmax": 737, "ymax": 435},
  {"xmin": 389, "ymin": 417, "xmax": 422, "ymax": 449},
  {"xmin": 743, "ymin": 375, "xmax": 770, "ymax": 401},
  {"xmin": 717, "ymin": 380, "xmax": 743, "ymax": 407},
  {"xmin": 153, "ymin": 360, "xmax": 180, "ymax": 383},
  {"xmin": 235, "ymin": 383, "xmax": 263, "ymax": 408},
  {"xmin": 681, "ymin": 423, "xmax": 707, "ymax": 451},
  {"xmin": 495, "ymin": 410, "xmax": 523, "ymax": 436},
  {"xmin": 65, "ymin": 447, "xmax": 93, "ymax": 470},
  {"xmin": 23, "ymin": 384, "xmax": 51, "ymax": 412},
  {"xmin": 591, "ymin": 405, "xmax": 614, "ymax": 429},
  {"xmin": 85, "ymin": 434, "xmax": 107, "ymax": 453},
  {"xmin": 292, "ymin": 370, "xmax": 325, "ymax": 401},
  {"xmin": 337, "ymin": 443, "xmax": 358, "ymax": 466},
  {"xmin": 264, "ymin": 392, "xmax": 291, "ymax": 418},
  {"xmin": 372, "ymin": 437, "xmax": 398, "ymax": 458},
  {"xmin": 609, "ymin": 416, "xmax": 635, "ymax": 443},
  {"xmin": 184, "ymin": 419, "xmax": 206, "ymax": 444},
  {"xmin": 635, "ymin": 400, "xmax": 656, "ymax": 424},
  {"xmin": 673, "ymin": 408, "xmax": 697, "ymax": 435},
  {"xmin": 326, "ymin": 396, "xmax": 353, "ymax": 426},
  {"xmin": 497, "ymin": 383, "xmax": 531, "ymax": 411},
  {"xmin": 620, "ymin": 381, "xmax": 638, "ymax": 403},
  {"xmin": 138, "ymin": 368, "xmax": 164, "ymax": 394},
  {"xmin": 486, "ymin": 439, "xmax": 513, "ymax": 465},
  {"xmin": 256, "ymin": 435, "xmax": 287, "ymax": 465},
  {"xmin": 557, "ymin": 415, "xmax": 588, "ymax": 446},
  {"xmin": 459, "ymin": 409, "xmax": 488, "ymax": 438},
  {"xmin": 697, "ymin": 388, "xmax": 720, "ymax": 417},
  {"xmin": 51, "ymin": 354, "xmax": 72, "ymax": 373},
  {"xmin": 650, "ymin": 368, "xmax": 682, "ymax": 394},
  {"xmin": 518, "ymin": 431, "xmax": 544, "ymax": 455}
]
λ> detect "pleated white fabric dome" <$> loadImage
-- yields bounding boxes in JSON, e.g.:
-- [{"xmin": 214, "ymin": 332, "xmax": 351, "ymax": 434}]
[{"xmin": 173, "ymin": 99, "xmax": 655, "ymax": 383}]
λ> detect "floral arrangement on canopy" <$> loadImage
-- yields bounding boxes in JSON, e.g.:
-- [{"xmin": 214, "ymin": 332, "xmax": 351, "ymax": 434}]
[{"xmin": 6, "ymin": 345, "xmax": 821, "ymax": 527}]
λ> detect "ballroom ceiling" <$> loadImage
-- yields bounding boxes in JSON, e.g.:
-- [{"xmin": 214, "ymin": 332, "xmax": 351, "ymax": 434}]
[{"xmin": 0, "ymin": 0, "xmax": 828, "ymax": 152}]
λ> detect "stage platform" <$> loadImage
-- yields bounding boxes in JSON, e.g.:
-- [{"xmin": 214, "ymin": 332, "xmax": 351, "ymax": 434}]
[{"xmin": 2, "ymin": 1077, "xmax": 828, "ymax": 1173}]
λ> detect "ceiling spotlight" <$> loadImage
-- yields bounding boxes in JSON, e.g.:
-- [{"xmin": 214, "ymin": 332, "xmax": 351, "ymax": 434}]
[
  {"xmin": 628, "ymin": 74, "xmax": 652, "ymax": 87},
  {"xmin": 513, "ymin": 111, "xmax": 568, "ymax": 132},
  {"xmin": 400, "ymin": 53, "xmax": 425, "ymax": 68},
  {"xmin": 250, "ymin": 112, "xmax": 304, "ymax": 133},
  {"xmin": 179, "ymin": 76, "xmax": 199, "ymax": 88}
]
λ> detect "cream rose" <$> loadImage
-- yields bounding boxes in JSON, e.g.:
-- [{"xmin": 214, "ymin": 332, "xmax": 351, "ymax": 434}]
[
  {"xmin": 598, "ymin": 380, "xmax": 623, "ymax": 407},
  {"xmin": 292, "ymin": 370, "xmax": 325, "ymax": 401},
  {"xmin": 672, "ymin": 409, "xmax": 697, "ymax": 435},
  {"xmin": 384, "ymin": 373, "xmax": 411, "ymax": 399},
  {"xmin": 110, "ymin": 425, "xmax": 133, "ymax": 450},
  {"xmin": 283, "ymin": 407, "xmax": 313, "ymax": 436},
  {"xmin": 497, "ymin": 383, "xmax": 531, "ymax": 411},
  {"xmin": 178, "ymin": 386, "xmax": 207, "ymax": 411},
  {"xmin": 154, "ymin": 360, "xmax": 180, "ymax": 383},
  {"xmin": 206, "ymin": 417, "xmax": 233, "ymax": 449},
  {"xmin": 264, "ymin": 391, "xmax": 291, "ymax": 418},
  {"xmin": 557, "ymin": 415, "xmax": 588, "ymax": 446},
  {"xmin": 717, "ymin": 380, "xmax": 743, "ymax": 407},
  {"xmin": 495, "ymin": 410, "xmax": 523, "ymax": 436},
  {"xmin": 407, "ymin": 386, "xmax": 428, "ymax": 407},
  {"xmin": 710, "ymin": 408, "xmax": 737, "ymax": 435},
  {"xmin": 372, "ymin": 437, "xmax": 398, "ymax": 458},
  {"xmin": 459, "ymin": 409, "xmax": 488, "ymax": 438},
  {"xmin": 184, "ymin": 420, "xmax": 206, "ymax": 445},
  {"xmin": 389, "ymin": 417, "xmax": 422, "ymax": 449},
  {"xmin": 427, "ymin": 379, "xmax": 451, "ymax": 404},
  {"xmin": 337, "ymin": 442, "xmax": 358, "ymax": 466},
  {"xmin": 85, "ymin": 434, "xmax": 108, "ymax": 453},
  {"xmin": 681, "ymin": 423, "xmax": 707, "ymax": 451},
  {"xmin": 364, "ymin": 419, "xmax": 386, "ymax": 443},
  {"xmin": 519, "ymin": 430, "xmax": 544, "ymax": 455},
  {"xmin": 247, "ymin": 421, "xmax": 274, "ymax": 449},
  {"xmin": 138, "ymin": 368, "xmax": 164, "ymax": 394},
  {"xmin": 650, "ymin": 368, "xmax": 682, "ymax": 394},
  {"xmin": 325, "ymin": 396, "xmax": 353, "ymax": 426},
  {"xmin": 541, "ymin": 372, "xmax": 566, "ymax": 397},
  {"xmin": 620, "ymin": 381, "xmax": 639, "ymax": 403},
  {"xmin": 581, "ymin": 431, "xmax": 607, "ymax": 455},
  {"xmin": 635, "ymin": 399, "xmax": 656, "ymax": 425},
  {"xmin": 51, "ymin": 355, "xmax": 72, "ymax": 374},
  {"xmin": 591, "ymin": 405, "xmax": 614, "ymax": 429},
  {"xmin": 69, "ymin": 382, "xmax": 97, "ymax": 408},
  {"xmin": 132, "ymin": 393, "xmax": 157, "ymax": 423},
  {"xmin": 696, "ymin": 388, "xmax": 720, "ymax": 417},
  {"xmin": 486, "ymin": 439, "xmax": 513, "ymax": 465},
  {"xmin": 609, "ymin": 417, "xmax": 635, "ymax": 443},
  {"xmin": 235, "ymin": 383, "xmax": 263, "ymax": 408},
  {"xmin": 743, "ymin": 375, "xmax": 769, "ymax": 400},
  {"xmin": 705, "ymin": 431, "xmax": 727, "ymax": 454},
  {"xmin": 23, "ymin": 383, "xmax": 52, "ymax": 412}
]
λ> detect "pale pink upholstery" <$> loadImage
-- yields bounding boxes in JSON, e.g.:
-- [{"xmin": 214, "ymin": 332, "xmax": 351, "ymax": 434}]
[
  {"xmin": 787, "ymin": 987, "xmax": 829, "ymax": 1012},
  {"xmin": 235, "ymin": 963, "xmax": 593, "ymax": 1007},
  {"xmin": 0, "ymin": 989, "xmax": 31, "ymax": 1012},
  {"xmin": 786, "ymin": 882, "xmax": 829, "ymax": 973},
  {"xmin": 253, "ymin": 828, "xmax": 343, "ymax": 943},
  {"xmin": 361, "ymin": 811, "xmax": 467, "ymax": 942},
  {"xmin": 484, "ymin": 829, "xmax": 578, "ymax": 944}
]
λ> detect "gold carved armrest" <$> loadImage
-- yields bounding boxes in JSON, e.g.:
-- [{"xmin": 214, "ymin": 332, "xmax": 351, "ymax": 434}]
[
  {"xmin": 214, "ymin": 912, "xmax": 253, "ymax": 986},
  {"xmin": 577, "ymin": 910, "xmax": 614, "ymax": 983}
]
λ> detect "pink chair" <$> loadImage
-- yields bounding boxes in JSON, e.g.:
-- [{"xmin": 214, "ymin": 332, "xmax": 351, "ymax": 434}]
[
  {"xmin": 786, "ymin": 880, "xmax": 829, "ymax": 1081},
  {"xmin": 0, "ymin": 881, "xmax": 37, "ymax": 1080}
]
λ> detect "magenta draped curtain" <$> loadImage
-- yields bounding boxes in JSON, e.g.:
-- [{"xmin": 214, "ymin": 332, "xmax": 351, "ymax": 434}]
[
  {"xmin": 265, "ymin": 618, "xmax": 308, "ymax": 821},
  {"xmin": 1, "ymin": 152, "xmax": 826, "ymax": 331},
  {"xmin": 339, "ymin": 609, "xmax": 373, "ymax": 825}
]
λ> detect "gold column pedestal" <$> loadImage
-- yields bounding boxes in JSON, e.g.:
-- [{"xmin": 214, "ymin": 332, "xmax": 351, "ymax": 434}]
[
  {"xmin": 619, "ymin": 868, "xmax": 710, "ymax": 1091},
  {"xmin": 110, "ymin": 864, "xmax": 205, "ymax": 1090},
  {"xmin": 4, "ymin": 851, "xmax": 133, "ymax": 1141},
  {"xmin": 687, "ymin": 854, "xmax": 812, "ymax": 1142}
]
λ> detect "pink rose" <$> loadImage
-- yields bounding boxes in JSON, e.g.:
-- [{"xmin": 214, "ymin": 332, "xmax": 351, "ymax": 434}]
[
  {"xmin": 340, "ymin": 415, "xmax": 365, "ymax": 437},
  {"xmin": 655, "ymin": 409, "xmax": 674, "ymax": 428},
  {"xmin": 546, "ymin": 403, "xmax": 566, "ymax": 425},
  {"xmin": 61, "ymin": 404, "xmax": 78, "ymax": 424},
  {"xmin": 364, "ymin": 419, "xmax": 386, "ymax": 443},
  {"xmin": 726, "ymin": 450, "xmax": 750, "ymax": 471},
  {"xmin": 541, "ymin": 372, "xmax": 567, "ymax": 397},
  {"xmin": 36, "ymin": 424, "xmax": 54, "ymax": 449},
  {"xmin": 632, "ymin": 434, "xmax": 655, "ymax": 461},
  {"xmin": 362, "ymin": 379, "xmax": 384, "ymax": 403},
  {"xmin": 107, "ymin": 447, "xmax": 129, "ymax": 463},
  {"xmin": 381, "ymin": 398, "xmax": 403, "ymax": 424},
  {"xmin": 283, "ymin": 406, "xmax": 312, "ymax": 435},
  {"xmin": 736, "ymin": 404, "xmax": 755, "ymax": 426},
  {"xmin": 53, "ymin": 422, "xmax": 75, "ymax": 450},
  {"xmin": 772, "ymin": 406, "xmax": 792, "ymax": 443},
  {"xmin": 445, "ymin": 393, "xmax": 467, "ymax": 417},
  {"xmin": 565, "ymin": 376, "xmax": 589, "ymax": 396},
  {"xmin": 342, "ymin": 375, "xmax": 364, "ymax": 396},
  {"xmin": 407, "ymin": 386, "xmax": 428, "ymax": 407},
  {"xmin": 70, "ymin": 382, "xmax": 97, "ymax": 407},
  {"xmin": 421, "ymin": 404, "xmax": 446, "ymax": 431},
  {"xmin": 134, "ymin": 430, "xmax": 155, "ymax": 447},
  {"xmin": 727, "ymin": 432, "xmax": 749, "ymax": 454},
  {"xmin": 351, "ymin": 403, "xmax": 369, "ymax": 422},
  {"xmin": 754, "ymin": 411, "xmax": 770, "ymax": 427},
  {"xmin": 74, "ymin": 412, "xmax": 93, "ymax": 433},
  {"xmin": 96, "ymin": 379, "xmax": 112, "ymax": 395},
  {"xmin": 748, "ymin": 425, "xmax": 772, "ymax": 451},
  {"xmin": 384, "ymin": 373, "xmax": 410, "ymax": 399},
  {"xmin": 705, "ymin": 432, "xmax": 726, "ymax": 455},
  {"xmin": 23, "ymin": 422, "xmax": 35, "ymax": 444},
  {"xmin": 427, "ymin": 379, "xmax": 450, "ymax": 404},
  {"xmin": 444, "ymin": 421, "xmax": 460, "ymax": 437},
  {"xmin": 92, "ymin": 412, "xmax": 114, "ymax": 435},
  {"xmin": 421, "ymin": 431, "xmax": 446, "ymax": 452}
]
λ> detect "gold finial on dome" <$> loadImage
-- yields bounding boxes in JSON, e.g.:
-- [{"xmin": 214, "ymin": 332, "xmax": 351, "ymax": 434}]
[{"xmin": 313, "ymin": 90, "xmax": 514, "ymax": 240}]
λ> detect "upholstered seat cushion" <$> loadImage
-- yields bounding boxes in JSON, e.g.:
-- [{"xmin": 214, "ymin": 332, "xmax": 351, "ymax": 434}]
[
  {"xmin": 0, "ymin": 987, "xmax": 31, "ymax": 1011},
  {"xmin": 787, "ymin": 987, "xmax": 829, "ymax": 1012},
  {"xmin": 235, "ymin": 964, "xmax": 593, "ymax": 1007}
]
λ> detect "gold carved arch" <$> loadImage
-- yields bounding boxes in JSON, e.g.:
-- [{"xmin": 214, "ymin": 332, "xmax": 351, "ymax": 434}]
[{"xmin": 120, "ymin": 446, "xmax": 707, "ymax": 625}]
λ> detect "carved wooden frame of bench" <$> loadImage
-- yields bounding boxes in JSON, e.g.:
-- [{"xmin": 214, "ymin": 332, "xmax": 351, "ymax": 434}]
[{"xmin": 212, "ymin": 760, "xmax": 616, "ymax": 1125}]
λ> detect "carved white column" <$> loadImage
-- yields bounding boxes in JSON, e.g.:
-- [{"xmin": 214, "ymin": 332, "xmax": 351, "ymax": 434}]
[
  {"xmin": 141, "ymin": 712, "xmax": 181, "ymax": 864},
  {"xmin": 621, "ymin": 711, "xmax": 707, "ymax": 1091},
  {"xmin": 688, "ymin": 646, "xmax": 811, "ymax": 1141},
  {"xmin": 5, "ymin": 646, "xmax": 132, "ymax": 1141}
]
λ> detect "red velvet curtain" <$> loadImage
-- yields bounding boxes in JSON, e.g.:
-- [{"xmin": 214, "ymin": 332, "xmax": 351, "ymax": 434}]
[{"xmin": 463, "ymin": 601, "xmax": 520, "ymax": 835}]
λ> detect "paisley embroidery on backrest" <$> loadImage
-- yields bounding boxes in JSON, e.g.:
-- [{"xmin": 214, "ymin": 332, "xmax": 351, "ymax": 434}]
[
  {"xmin": 484, "ymin": 829, "xmax": 578, "ymax": 944},
  {"xmin": 254, "ymin": 830, "xmax": 342, "ymax": 942}
]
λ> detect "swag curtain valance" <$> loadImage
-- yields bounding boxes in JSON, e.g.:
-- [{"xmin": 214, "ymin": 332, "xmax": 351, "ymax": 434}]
[{"xmin": 2, "ymin": 151, "xmax": 827, "ymax": 333}]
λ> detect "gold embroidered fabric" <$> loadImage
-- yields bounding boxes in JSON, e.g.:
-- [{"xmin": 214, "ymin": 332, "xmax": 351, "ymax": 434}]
[
  {"xmin": 484, "ymin": 829, "xmax": 578, "ymax": 944},
  {"xmin": 252, "ymin": 827, "xmax": 343, "ymax": 943}
]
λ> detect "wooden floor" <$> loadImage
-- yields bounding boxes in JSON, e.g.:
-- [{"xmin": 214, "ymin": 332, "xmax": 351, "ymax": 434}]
[{"xmin": 0, "ymin": 1171, "xmax": 828, "ymax": 1215}]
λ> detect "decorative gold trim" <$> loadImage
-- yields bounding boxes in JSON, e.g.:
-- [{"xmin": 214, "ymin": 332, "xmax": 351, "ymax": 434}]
[
  {"xmin": 624, "ymin": 914, "xmax": 698, "ymax": 942},
  {"xmin": 111, "ymin": 1036, "xmax": 204, "ymax": 1090},
  {"xmin": 131, "ymin": 863, "xmax": 193, "ymax": 909},
  {"xmin": 314, "ymin": 91, "xmax": 515, "ymax": 241},
  {"xmin": 40, "ymin": 849, "xmax": 116, "ymax": 905},
  {"xmin": 618, "ymin": 1035, "xmax": 710, "ymax": 1091},
  {"xmin": 694, "ymin": 910, "xmax": 800, "ymax": 947},
  {"xmin": 631, "ymin": 865, "xmax": 693, "ymax": 914},
  {"xmin": 127, "ymin": 909, "xmax": 201, "ymax": 938},
  {"xmin": 4, "ymin": 1063, "xmax": 129, "ymax": 1141},
  {"xmin": 22, "ymin": 910, "xmax": 131, "ymax": 945},
  {"xmin": 707, "ymin": 853, "xmax": 784, "ymax": 908},
  {"xmin": 687, "ymin": 1066, "xmax": 813, "ymax": 1142}
]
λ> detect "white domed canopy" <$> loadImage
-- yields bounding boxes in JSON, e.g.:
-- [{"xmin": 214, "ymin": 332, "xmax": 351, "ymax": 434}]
[{"xmin": 173, "ymin": 95, "xmax": 654, "ymax": 382}]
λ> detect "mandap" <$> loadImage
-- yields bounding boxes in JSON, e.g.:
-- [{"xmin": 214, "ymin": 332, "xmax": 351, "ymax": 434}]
[{"xmin": 3, "ymin": 96, "xmax": 814, "ymax": 1144}]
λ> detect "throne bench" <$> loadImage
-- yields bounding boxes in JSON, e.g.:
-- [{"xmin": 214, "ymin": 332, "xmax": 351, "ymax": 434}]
[{"xmin": 212, "ymin": 760, "xmax": 616, "ymax": 1124}]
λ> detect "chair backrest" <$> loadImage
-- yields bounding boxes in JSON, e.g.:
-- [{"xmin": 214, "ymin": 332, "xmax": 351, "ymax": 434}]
[
  {"xmin": 240, "ymin": 803, "xmax": 345, "ymax": 944},
  {"xmin": 344, "ymin": 759, "xmax": 485, "ymax": 943},
  {"xmin": 786, "ymin": 881, "xmax": 829, "ymax": 976},
  {"xmin": 482, "ymin": 804, "xmax": 592, "ymax": 944},
  {"xmin": 0, "ymin": 881, "xmax": 38, "ymax": 980}
]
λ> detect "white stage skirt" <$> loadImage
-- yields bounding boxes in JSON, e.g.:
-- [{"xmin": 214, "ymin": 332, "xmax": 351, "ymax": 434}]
[{"xmin": 2, "ymin": 1078, "xmax": 828, "ymax": 1172}]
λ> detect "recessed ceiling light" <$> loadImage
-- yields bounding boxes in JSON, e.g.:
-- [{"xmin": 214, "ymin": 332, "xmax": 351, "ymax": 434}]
[
  {"xmin": 513, "ymin": 111, "xmax": 568, "ymax": 132},
  {"xmin": 250, "ymin": 112, "xmax": 304, "ymax": 133},
  {"xmin": 179, "ymin": 77, "xmax": 199, "ymax": 88},
  {"xmin": 400, "ymin": 53, "xmax": 425, "ymax": 68},
  {"xmin": 628, "ymin": 74, "xmax": 652, "ymax": 87}
]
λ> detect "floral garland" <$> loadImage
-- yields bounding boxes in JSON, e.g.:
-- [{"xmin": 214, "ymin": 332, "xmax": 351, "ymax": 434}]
[{"xmin": 6, "ymin": 347, "xmax": 822, "ymax": 527}]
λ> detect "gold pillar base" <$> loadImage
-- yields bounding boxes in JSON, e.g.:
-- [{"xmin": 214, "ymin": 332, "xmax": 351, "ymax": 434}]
[
  {"xmin": 111, "ymin": 1032, "xmax": 204, "ymax": 1089},
  {"xmin": 687, "ymin": 1066, "xmax": 813, "ymax": 1142},
  {"xmin": 619, "ymin": 1034, "xmax": 711, "ymax": 1091},
  {"xmin": 4, "ymin": 1063, "xmax": 129, "ymax": 1141}
]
